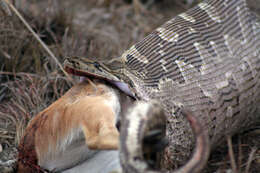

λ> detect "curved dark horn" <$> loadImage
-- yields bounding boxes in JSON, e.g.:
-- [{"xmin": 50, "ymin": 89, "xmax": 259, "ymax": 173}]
[
  {"xmin": 119, "ymin": 101, "xmax": 210, "ymax": 173},
  {"xmin": 174, "ymin": 110, "xmax": 210, "ymax": 173}
]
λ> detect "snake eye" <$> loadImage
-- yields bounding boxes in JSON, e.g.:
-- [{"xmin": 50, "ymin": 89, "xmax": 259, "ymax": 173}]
[{"xmin": 94, "ymin": 62, "xmax": 102, "ymax": 71}]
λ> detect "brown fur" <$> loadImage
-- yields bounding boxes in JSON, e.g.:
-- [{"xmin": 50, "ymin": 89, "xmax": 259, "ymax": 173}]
[{"xmin": 17, "ymin": 80, "xmax": 127, "ymax": 172}]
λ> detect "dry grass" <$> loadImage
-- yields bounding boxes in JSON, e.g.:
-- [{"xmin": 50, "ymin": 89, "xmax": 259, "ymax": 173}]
[
  {"xmin": 0, "ymin": 0, "xmax": 259, "ymax": 172},
  {"xmin": 0, "ymin": 73, "xmax": 72, "ymax": 145}
]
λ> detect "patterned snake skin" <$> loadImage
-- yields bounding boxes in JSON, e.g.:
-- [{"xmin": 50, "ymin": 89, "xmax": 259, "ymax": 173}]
[{"xmin": 64, "ymin": 0, "xmax": 260, "ymax": 171}]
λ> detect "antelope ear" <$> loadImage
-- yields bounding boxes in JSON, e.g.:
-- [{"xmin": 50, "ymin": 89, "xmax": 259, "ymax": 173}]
[
  {"xmin": 120, "ymin": 101, "xmax": 210, "ymax": 173},
  {"xmin": 116, "ymin": 91, "xmax": 135, "ymax": 132},
  {"xmin": 119, "ymin": 100, "xmax": 167, "ymax": 172}
]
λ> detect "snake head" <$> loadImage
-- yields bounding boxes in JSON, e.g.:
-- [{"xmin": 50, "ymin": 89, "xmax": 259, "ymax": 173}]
[
  {"xmin": 64, "ymin": 56, "xmax": 137, "ymax": 98},
  {"xmin": 64, "ymin": 56, "xmax": 121, "ymax": 82}
]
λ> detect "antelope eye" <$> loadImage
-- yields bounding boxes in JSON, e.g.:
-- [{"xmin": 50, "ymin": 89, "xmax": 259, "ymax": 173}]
[{"xmin": 116, "ymin": 121, "xmax": 121, "ymax": 131}]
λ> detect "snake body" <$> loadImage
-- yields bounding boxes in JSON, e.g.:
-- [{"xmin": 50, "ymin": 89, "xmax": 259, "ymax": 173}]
[{"xmin": 64, "ymin": 0, "xmax": 260, "ymax": 171}]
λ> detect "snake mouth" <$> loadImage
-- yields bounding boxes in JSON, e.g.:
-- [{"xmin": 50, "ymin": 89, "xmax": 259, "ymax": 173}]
[
  {"xmin": 65, "ymin": 66, "xmax": 136, "ymax": 98},
  {"xmin": 65, "ymin": 66, "xmax": 112, "ymax": 81}
]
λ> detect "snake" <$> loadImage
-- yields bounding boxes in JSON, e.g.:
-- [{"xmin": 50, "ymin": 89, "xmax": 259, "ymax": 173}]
[{"xmin": 63, "ymin": 0, "xmax": 260, "ymax": 172}]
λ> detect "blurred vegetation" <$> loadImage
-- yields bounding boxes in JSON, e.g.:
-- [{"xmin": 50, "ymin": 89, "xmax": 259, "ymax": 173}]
[{"xmin": 0, "ymin": 1, "xmax": 76, "ymax": 153}]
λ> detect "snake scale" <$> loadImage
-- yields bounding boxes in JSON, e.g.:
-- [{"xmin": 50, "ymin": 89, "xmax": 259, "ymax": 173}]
[{"xmin": 64, "ymin": 0, "xmax": 260, "ymax": 172}]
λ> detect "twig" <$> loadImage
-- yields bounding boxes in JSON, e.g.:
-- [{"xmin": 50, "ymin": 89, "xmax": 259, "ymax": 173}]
[
  {"xmin": 238, "ymin": 136, "xmax": 242, "ymax": 172},
  {"xmin": 0, "ymin": 0, "xmax": 11, "ymax": 16},
  {"xmin": 245, "ymin": 147, "xmax": 257, "ymax": 173},
  {"xmin": 1, "ymin": 0, "xmax": 75, "ymax": 84},
  {"xmin": 0, "ymin": 71, "xmax": 69, "ymax": 81},
  {"xmin": 0, "ymin": 134, "xmax": 14, "ymax": 139},
  {"xmin": 0, "ymin": 159, "xmax": 17, "ymax": 166},
  {"xmin": 227, "ymin": 135, "xmax": 238, "ymax": 173},
  {"xmin": 0, "ymin": 48, "xmax": 11, "ymax": 59}
]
